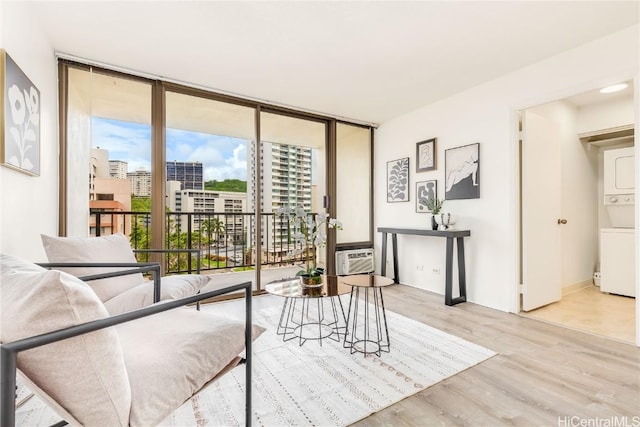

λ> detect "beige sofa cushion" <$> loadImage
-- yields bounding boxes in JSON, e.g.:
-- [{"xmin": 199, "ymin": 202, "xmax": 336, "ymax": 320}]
[
  {"xmin": 0, "ymin": 253, "xmax": 131, "ymax": 426},
  {"xmin": 41, "ymin": 233, "xmax": 143, "ymax": 302},
  {"xmin": 116, "ymin": 308, "xmax": 264, "ymax": 427},
  {"xmin": 103, "ymin": 274, "xmax": 210, "ymax": 315}
]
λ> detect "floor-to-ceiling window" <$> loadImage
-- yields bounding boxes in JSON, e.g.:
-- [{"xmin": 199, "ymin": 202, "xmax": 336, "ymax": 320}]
[
  {"xmin": 64, "ymin": 66, "xmax": 152, "ymax": 240},
  {"xmin": 260, "ymin": 110, "xmax": 328, "ymax": 273},
  {"xmin": 59, "ymin": 60, "xmax": 373, "ymax": 290},
  {"xmin": 164, "ymin": 88, "xmax": 255, "ymax": 272},
  {"xmin": 336, "ymin": 122, "xmax": 373, "ymax": 248}
]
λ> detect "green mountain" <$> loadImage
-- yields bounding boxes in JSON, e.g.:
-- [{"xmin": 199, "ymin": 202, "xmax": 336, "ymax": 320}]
[{"xmin": 204, "ymin": 179, "xmax": 247, "ymax": 192}]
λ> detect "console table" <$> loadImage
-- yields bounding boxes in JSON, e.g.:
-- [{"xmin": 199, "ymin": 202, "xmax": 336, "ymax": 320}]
[{"xmin": 377, "ymin": 227, "xmax": 471, "ymax": 306}]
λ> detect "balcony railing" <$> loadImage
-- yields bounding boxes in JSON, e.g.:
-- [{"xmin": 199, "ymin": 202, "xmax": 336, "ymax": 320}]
[{"xmin": 90, "ymin": 210, "xmax": 313, "ymax": 275}]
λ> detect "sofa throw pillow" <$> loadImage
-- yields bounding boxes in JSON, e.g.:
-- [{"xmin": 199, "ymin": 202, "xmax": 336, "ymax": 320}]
[
  {"xmin": 0, "ymin": 253, "xmax": 131, "ymax": 426},
  {"xmin": 103, "ymin": 274, "xmax": 210, "ymax": 315},
  {"xmin": 41, "ymin": 233, "xmax": 143, "ymax": 302}
]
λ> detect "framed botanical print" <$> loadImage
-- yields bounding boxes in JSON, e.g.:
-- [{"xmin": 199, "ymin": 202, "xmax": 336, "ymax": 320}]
[
  {"xmin": 416, "ymin": 138, "xmax": 436, "ymax": 172},
  {"xmin": 416, "ymin": 180, "xmax": 437, "ymax": 213},
  {"xmin": 1, "ymin": 49, "xmax": 40, "ymax": 176},
  {"xmin": 387, "ymin": 157, "xmax": 409, "ymax": 202}
]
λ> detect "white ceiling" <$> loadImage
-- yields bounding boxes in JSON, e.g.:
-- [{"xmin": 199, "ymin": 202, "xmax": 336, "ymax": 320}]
[{"xmin": 30, "ymin": 1, "xmax": 639, "ymax": 125}]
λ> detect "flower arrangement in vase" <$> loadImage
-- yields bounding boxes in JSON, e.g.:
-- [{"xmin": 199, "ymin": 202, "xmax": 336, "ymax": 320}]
[
  {"xmin": 419, "ymin": 197, "xmax": 445, "ymax": 230},
  {"xmin": 277, "ymin": 205, "xmax": 343, "ymax": 286}
]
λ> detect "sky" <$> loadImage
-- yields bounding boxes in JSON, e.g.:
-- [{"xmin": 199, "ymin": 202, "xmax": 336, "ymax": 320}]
[{"xmin": 92, "ymin": 117, "xmax": 248, "ymax": 181}]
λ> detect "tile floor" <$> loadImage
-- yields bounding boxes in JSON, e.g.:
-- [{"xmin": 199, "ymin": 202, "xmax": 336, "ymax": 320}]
[{"xmin": 521, "ymin": 285, "xmax": 636, "ymax": 344}]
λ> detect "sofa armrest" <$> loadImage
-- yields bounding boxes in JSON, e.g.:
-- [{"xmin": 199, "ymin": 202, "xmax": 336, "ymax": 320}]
[
  {"xmin": 0, "ymin": 280, "xmax": 253, "ymax": 427},
  {"xmin": 38, "ymin": 262, "xmax": 163, "ymax": 303}
]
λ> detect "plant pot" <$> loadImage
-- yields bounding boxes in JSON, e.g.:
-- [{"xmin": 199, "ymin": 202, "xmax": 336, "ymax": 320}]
[
  {"xmin": 300, "ymin": 274, "xmax": 323, "ymax": 288},
  {"xmin": 431, "ymin": 215, "xmax": 438, "ymax": 230}
]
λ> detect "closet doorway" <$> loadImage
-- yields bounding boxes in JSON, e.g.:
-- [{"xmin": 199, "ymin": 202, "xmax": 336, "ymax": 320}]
[{"xmin": 519, "ymin": 81, "xmax": 636, "ymax": 344}]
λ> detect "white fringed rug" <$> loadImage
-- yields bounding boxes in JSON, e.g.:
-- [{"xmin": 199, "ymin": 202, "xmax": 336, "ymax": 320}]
[{"xmin": 16, "ymin": 300, "xmax": 496, "ymax": 426}]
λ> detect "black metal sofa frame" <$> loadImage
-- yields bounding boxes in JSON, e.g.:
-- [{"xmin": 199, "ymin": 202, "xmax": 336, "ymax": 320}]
[{"xmin": 0, "ymin": 262, "xmax": 254, "ymax": 426}]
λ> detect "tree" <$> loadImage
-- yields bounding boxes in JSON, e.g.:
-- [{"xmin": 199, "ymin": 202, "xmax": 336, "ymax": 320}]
[{"xmin": 201, "ymin": 217, "xmax": 225, "ymax": 246}]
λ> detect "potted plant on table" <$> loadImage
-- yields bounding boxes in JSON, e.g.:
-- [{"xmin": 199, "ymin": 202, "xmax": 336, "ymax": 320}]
[
  {"xmin": 419, "ymin": 197, "xmax": 445, "ymax": 230},
  {"xmin": 277, "ymin": 205, "xmax": 343, "ymax": 287}
]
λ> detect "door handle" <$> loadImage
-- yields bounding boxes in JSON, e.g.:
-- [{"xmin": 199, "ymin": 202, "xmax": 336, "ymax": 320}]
[{"xmin": 557, "ymin": 219, "xmax": 567, "ymax": 224}]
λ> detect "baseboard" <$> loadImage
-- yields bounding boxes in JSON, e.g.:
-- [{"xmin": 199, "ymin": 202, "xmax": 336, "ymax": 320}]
[{"xmin": 562, "ymin": 280, "xmax": 593, "ymax": 296}]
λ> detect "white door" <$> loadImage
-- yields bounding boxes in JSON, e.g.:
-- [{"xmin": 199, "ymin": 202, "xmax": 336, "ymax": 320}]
[{"xmin": 521, "ymin": 110, "xmax": 563, "ymax": 311}]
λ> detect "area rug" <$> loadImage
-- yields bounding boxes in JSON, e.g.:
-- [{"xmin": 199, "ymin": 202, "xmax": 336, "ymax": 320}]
[{"xmin": 15, "ymin": 301, "xmax": 496, "ymax": 426}]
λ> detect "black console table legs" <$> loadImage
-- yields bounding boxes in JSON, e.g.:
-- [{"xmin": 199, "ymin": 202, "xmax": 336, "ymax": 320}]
[
  {"xmin": 444, "ymin": 237, "xmax": 467, "ymax": 306},
  {"xmin": 378, "ymin": 228, "xmax": 469, "ymax": 306}
]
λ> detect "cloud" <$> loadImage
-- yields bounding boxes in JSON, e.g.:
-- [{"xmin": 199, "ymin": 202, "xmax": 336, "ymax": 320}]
[
  {"xmin": 92, "ymin": 117, "xmax": 151, "ymax": 171},
  {"xmin": 202, "ymin": 141, "xmax": 248, "ymax": 181},
  {"xmin": 93, "ymin": 118, "xmax": 249, "ymax": 180}
]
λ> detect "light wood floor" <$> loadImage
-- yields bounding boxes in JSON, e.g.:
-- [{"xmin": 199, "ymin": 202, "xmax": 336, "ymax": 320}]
[
  {"xmin": 521, "ymin": 285, "xmax": 636, "ymax": 344},
  {"xmin": 349, "ymin": 285, "xmax": 640, "ymax": 426}
]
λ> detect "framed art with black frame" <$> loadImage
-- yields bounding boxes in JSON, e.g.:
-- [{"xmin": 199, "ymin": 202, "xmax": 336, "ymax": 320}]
[
  {"xmin": 1, "ymin": 49, "xmax": 40, "ymax": 176},
  {"xmin": 386, "ymin": 157, "xmax": 409, "ymax": 202},
  {"xmin": 416, "ymin": 138, "xmax": 436, "ymax": 172},
  {"xmin": 444, "ymin": 143, "xmax": 479, "ymax": 200},
  {"xmin": 416, "ymin": 180, "xmax": 437, "ymax": 213}
]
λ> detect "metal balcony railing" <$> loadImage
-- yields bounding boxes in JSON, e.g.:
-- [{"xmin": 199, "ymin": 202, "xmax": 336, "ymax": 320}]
[{"xmin": 90, "ymin": 210, "xmax": 314, "ymax": 275}]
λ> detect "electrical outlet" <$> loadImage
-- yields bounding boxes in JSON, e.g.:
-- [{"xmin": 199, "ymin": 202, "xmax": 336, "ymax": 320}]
[{"xmin": 432, "ymin": 268, "xmax": 440, "ymax": 275}]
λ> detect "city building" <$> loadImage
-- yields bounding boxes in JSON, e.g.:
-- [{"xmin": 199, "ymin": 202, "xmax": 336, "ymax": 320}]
[
  {"xmin": 128, "ymin": 169, "xmax": 152, "ymax": 197},
  {"xmin": 89, "ymin": 148, "xmax": 132, "ymax": 236},
  {"xmin": 166, "ymin": 161, "xmax": 204, "ymax": 191},
  {"xmin": 166, "ymin": 181, "xmax": 247, "ymax": 245},
  {"xmin": 108, "ymin": 160, "xmax": 128, "ymax": 179},
  {"xmin": 248, "ymin": 141, "xmax": 314, "ymax": 248}
]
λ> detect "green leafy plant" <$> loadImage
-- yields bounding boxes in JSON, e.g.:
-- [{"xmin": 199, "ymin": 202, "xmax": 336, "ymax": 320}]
[
  {"xmin": 277, "ymin": 205, "xmax": 343, "ymax": 278},
  {"xmin": 419, "ymin": 197, "xmax": 445, "ymax": 214}
]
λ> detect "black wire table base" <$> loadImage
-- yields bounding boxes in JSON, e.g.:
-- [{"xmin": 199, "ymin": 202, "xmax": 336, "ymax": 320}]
[
  {"xmin": 275, "ymin": 295, "xmax": 347, "ymax": 346},
  {"xmin": 343, "ymin": 286, "xmax": 390, "ymax": 357}
]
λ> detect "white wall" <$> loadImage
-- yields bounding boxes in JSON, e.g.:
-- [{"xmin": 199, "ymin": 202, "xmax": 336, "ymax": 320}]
[
  {"xmin": 577, "ymin": 96, "xmax": 635, "ymax": 134},
  {"xmin": 0, "ymin": 2, "xmax": 58, "ymax": 260},
  {"xmin": 375, "ymin": 25, "xmax": 639, "ymax": 313}
]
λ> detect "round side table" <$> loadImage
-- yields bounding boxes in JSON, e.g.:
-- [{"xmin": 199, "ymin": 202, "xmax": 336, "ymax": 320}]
[
  {"xmin": 341, "ymin": 274, "xmax": 394, "ymax": 356},
  {"xmin": 265, "ymin": 275, "xmax": 351, "ymax": 346}
]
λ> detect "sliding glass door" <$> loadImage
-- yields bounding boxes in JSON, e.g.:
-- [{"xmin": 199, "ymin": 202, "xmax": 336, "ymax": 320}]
[
  {"xmin": 164, "ymin": 89, "xmax": 255, "ymax": 273},
  {"xmin": 259, "ymin": 110, "xmax": 328, "ymax": 278}
]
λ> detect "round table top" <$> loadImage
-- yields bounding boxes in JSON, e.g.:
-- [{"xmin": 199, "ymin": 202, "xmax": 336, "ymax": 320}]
[
  {"xmin": 265, "ymin": 275, "xmax": 353, "ymax": 298},
  {"xmin": 340, "ymin": 274, "xmax": 395, "ymax": 288}
]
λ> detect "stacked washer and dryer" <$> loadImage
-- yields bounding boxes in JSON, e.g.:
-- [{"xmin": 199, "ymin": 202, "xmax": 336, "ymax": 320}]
[{"xmin": 600, "ymin": 146, "xmax": 636, "ymax": 297}]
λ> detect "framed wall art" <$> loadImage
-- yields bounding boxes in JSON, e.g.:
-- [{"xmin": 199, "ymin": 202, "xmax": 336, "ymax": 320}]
[
  {"xmin": 416, "ymin": 180, "xmax": 437, "ymax": 213},
  {"xmin": 445, "ymin": 143, "xmax": 479, "ymax": 200},
  {"xmin": 386, "ymin": 157, "xmax": 409, "ymax": 202},
  {"xmin": 416, "ymin": 137, "xmax": 436, "ymax": 172},
  {"xmin": 1, "ymin": 49, "xmax": 40, "ymax": 176}
]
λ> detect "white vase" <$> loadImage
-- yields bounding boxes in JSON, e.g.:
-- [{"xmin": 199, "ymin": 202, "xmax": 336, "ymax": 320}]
[{"xmin": 434, "ymin": 212, "xmax": 456, "ymax": 230}]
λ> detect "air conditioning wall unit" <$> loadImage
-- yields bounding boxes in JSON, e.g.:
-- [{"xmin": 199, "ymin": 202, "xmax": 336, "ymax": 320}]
[{"xmin": 335, "ymin": 248, "xmax": 375, "ymax": 276}]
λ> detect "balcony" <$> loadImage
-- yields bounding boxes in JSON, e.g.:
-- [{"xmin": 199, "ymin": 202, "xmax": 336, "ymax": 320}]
[{"xmin": 90, "ymin": 210, "xmax": 315, "ymax": 275}]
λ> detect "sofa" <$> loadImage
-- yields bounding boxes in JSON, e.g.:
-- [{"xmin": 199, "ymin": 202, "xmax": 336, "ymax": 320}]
[{"xmin": 0, "ymin": 253, "xmax": 263, "ymax": 426}]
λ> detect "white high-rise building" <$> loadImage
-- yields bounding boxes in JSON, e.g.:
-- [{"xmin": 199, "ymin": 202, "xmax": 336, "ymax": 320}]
[
  {"xmin": 128, "ymin": 169, "xmax": 152, "ymax": 197},
  {"xmin": 109, "ymin": 160, "xmax": 128, "ymax": 179},
  {"xmin": 248, "ymin": 141, "xmax": 314, "ymax": 247}
]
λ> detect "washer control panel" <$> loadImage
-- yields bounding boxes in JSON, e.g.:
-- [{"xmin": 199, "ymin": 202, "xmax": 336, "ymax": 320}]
[{"xmin": 604, "ymin": 193, "xmax": 635, "ymax": 206}]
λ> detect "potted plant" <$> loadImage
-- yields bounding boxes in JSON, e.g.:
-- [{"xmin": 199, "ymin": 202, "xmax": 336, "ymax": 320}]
[
  {"xmin": 277, "ymin": 205, "xmax": 343, "ymax": 286},
  {"xmin": 419, "ymin": 197, "xmax": 444, "ymax": 230}
]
